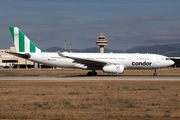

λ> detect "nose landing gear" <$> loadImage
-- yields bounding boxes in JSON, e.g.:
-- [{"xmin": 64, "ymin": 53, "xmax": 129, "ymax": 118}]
[{"xmin": 153, "ymin": 69, "xmax": 157, "ymax": 76}]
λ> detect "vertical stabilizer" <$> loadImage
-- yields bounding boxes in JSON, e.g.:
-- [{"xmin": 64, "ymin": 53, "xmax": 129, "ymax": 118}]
[{"xmin": 9, "ymin": 27, "xmax": 45, "ymax": 53}]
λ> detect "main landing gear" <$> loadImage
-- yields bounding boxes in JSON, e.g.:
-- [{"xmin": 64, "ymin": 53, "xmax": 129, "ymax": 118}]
[
  {"xmin": 87, "ymin": 71, "xmax": 97, "ymax": 76},
  {"xmin": 153, "ymin": 69, "xmax": 157, "ymax": 76}
]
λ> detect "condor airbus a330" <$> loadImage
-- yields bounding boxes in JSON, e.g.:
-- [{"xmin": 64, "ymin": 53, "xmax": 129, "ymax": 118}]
[{"xmin": 8, "ymin": 27, "xmax": 174, "ymax": 76}]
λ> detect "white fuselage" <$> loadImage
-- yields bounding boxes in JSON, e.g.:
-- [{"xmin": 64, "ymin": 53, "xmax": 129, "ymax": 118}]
[{"xmin": 28, "ymin": 52, "xmax": 174, "ymax": 70}]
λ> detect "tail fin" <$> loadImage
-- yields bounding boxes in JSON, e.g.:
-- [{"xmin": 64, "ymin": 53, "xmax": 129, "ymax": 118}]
[{"xmin": 9, "ymin": 27, "xmax": 45, "ymax": 53}]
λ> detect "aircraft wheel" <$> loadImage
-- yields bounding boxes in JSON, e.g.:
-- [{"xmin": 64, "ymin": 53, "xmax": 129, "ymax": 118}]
[
  {"xmin": 153, "ymin": 69, "xmax": 157, "ymax": 76},
  {"xmin": 153, "ymin": 73, "xmax": 157, "ymax": 76},
  {"xmin": 93, "ymin": 72, "xmax": 97, "ymax": 76},
  {"xmin": 87, "ymin": 72, "xmax": 92, "ymax": 76}
]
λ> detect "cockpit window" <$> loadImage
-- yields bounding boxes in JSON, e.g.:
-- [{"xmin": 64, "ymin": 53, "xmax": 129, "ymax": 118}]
[{"xmin": 166, "ymin": 58, "xmax": 170, "ymax": 60}]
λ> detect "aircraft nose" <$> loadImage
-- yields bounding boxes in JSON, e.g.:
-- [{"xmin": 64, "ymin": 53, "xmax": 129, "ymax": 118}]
[{"xmin": 170, "ymin": 60, "xmax": 175, "ymax": 65}]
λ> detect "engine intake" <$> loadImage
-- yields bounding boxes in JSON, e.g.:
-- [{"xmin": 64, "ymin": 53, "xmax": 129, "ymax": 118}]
[{"xmin": 103, "ymin": 65, "xmax": 124, "ymax": 74}]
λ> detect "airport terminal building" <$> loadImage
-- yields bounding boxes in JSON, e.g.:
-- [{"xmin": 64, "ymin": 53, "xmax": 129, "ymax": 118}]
[{"xmin": 0, "ymin": 45, "xmax": 34, "ymax": 68}]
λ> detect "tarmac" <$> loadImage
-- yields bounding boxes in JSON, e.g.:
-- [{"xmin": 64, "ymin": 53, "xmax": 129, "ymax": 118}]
[{"xmin": 0, "ymin": 75, "xmax": 180, "ymax": 80}]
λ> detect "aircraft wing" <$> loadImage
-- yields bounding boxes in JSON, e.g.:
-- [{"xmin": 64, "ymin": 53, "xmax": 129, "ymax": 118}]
[{"xmin": 57, "ymin": 51, "xmax": 109, "ymax": 67}]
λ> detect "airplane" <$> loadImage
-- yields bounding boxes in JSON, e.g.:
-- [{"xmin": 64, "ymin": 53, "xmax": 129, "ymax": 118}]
[{"xmin": 8, "ymin": 27, "xmax": 174, "ymax": 76}]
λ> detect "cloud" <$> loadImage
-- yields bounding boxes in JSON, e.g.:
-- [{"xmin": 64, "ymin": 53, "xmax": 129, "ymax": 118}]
[
  {"xmin": 108, "ymin": 30, "xmax": 180, "ymax": 45},
  {"xmin": 74, "ymin": 23, "xmax": 108, "ymax": 30},
  {"xmin": 114, "ymin": 16, "xmax": 166, "ymax": 24},
  {"xmin": 176, "ymin": 27, "xmax": 180, "ymax": 31}
]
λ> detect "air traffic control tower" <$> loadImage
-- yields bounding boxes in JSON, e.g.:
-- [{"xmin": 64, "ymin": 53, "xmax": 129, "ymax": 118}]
[{"xmin": 96, "ymin": 35, "xmax": 108, "ymax": 53}]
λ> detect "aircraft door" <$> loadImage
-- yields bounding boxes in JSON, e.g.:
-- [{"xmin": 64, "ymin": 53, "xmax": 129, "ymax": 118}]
[
  {"xmin": 43, "ymin": 54, "xmax": 49, "ymax": 61},
  {"xmin": 131, "ymin": 55, "xmax": 137, "ymax": 67},
  {"xmin": 156, "ymin": 57, "xmax": 161, "ymax": 63},
  {"xmin": 131, "ymin": 55, "xmax": 136, "ymax": 62}
]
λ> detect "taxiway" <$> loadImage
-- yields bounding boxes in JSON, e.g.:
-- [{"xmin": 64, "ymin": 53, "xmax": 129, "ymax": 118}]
[{"xmin": 0, "ymin": 75, "xmax": 180, "ymax": 80}]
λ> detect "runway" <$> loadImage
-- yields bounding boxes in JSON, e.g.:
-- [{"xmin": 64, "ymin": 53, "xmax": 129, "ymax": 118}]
[{"xmin": 0, "ymin": 75, "xmax": 180, "ymax": 80}]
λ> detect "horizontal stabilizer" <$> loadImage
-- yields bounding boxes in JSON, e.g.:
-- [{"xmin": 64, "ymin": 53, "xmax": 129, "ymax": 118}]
[{"xmin": 7, "ymin": 52, "xmax": 31, "ymax": 59}]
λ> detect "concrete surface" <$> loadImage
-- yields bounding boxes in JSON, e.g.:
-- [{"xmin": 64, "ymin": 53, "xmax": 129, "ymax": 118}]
[{"xmin": 0, "ymin": 75, "xmax": 180, "ymax": 80}]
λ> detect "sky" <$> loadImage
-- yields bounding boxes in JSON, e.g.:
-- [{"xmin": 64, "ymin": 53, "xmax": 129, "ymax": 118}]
[{"xmin": 0, "ymin": 0, "xmax": 180, "ymax": 50}]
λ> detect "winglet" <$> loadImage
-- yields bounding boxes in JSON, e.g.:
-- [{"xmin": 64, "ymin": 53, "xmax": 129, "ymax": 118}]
[{"xmin": 57, "ymin": 51, "xmax": 66, "ymax": 57}]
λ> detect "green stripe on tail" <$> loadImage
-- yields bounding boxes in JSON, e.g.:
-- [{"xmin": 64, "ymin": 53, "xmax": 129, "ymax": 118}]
[
  {"xmin": 30, "ymin": 41, "xmax": 36, "ymax": 53},
  {"xmin": 19, "ymin": 30, "xmax": 25, "ymax": 52},
  {"xmin": 9, "ymin": 27, "xmax": 46, "ymax": 53},
  {"xmin": 9, "ymin": 27, "xmax": 14, "ymax": 42}
]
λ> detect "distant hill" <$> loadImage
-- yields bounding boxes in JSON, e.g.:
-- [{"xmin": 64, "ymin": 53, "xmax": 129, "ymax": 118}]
[
  {"xmin": 126, "ymin": 43, "xmax": 180, "ymax": 57},
  {"xmin": 44, "ymin": 47, "xmax": 124, "ymax": 53},
  {"xmin": 44, "ymin": 43, "xmax": 180, "ymax": 57},
  {"xmin": 44, "ymin": 47, "xmax": 64, "ymax": 52}
]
